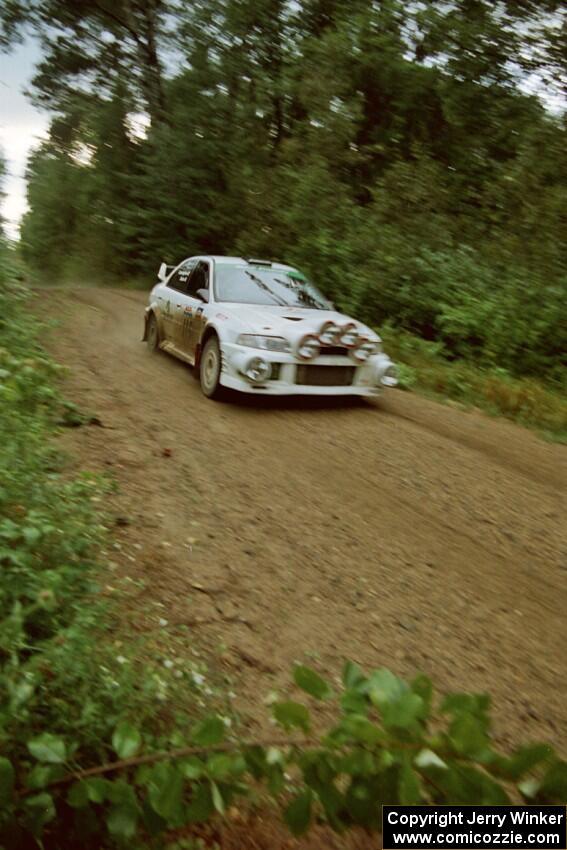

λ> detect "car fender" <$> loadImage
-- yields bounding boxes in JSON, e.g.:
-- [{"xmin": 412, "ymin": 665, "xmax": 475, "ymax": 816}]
[
  {"xmin": 142, "ymin": 305, "xmax": 166, "ymax": 342},
  {"xmin": 195, "ymin": 318, "xmax": 225, "ymax": 368}
]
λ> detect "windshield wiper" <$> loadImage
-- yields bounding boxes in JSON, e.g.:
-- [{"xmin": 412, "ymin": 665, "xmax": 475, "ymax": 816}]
[
  {"xmin": 245, "ymin": 271, "xmax": 288, "ymax": 307},
  {"xmin": 274, "ymin": 277, "xmax": 323, "ymax": 309}
]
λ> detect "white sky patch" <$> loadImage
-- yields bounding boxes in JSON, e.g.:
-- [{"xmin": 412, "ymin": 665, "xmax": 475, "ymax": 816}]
[
  {"xmin": 519, "ymin": 72, "xmax": 566, "ymax": 115},
  {"xmin": 0, "ymin": 40, "xmax": 49, "ymax": 240},
  {"xmin": 126, "ymin": 111, "xmax": 150, "ymax": 141},
  {"xmin": 71, "ymin": 142, "xmax": 94, "ymax": 166},
  {"xmin": 0, "ymin": 123, "xmax": 49, "ymax": 241}
]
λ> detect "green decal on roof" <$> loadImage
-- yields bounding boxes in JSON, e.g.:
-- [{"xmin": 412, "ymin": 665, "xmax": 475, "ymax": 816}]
[{"xmin": 288, "ymin": 270, "xmax": 307, "ymax": 281}]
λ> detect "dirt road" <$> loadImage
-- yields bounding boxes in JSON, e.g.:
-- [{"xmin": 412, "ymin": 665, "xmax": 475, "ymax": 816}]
[{"xmin": 43, "ymin": 287, "xmax": 566, "ymax": 753}]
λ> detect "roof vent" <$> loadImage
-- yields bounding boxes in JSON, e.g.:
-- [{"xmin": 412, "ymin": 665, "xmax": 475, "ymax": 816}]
[{"xmin": 245, "ymin": 258, "xmax": 272, "ymax": 266}]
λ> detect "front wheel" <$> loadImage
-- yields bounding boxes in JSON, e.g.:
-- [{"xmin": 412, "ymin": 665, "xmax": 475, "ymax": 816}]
[
  {"xmin": 200, "ymin": 336, "xmax": 224, "ymax": 399},
  {"xmin": 146, "ymin": 313, "xmax": 160, "ymax": 352}
]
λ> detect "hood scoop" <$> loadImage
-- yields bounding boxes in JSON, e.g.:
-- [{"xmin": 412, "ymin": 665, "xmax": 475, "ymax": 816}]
[{"xmin": 283, "ymin": 316, "xmax": 304, "ymax": 322}]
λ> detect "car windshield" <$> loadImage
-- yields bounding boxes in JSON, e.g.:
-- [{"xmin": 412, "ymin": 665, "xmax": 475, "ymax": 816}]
[{"xmin": 214, "ymin": 264, "xmax": 332, "ymax": 310}]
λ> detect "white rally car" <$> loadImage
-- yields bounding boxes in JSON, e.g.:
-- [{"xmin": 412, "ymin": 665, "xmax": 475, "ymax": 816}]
[{"xmin": 143, "ymin": 255, "xmax": 398, "ymax": 399}]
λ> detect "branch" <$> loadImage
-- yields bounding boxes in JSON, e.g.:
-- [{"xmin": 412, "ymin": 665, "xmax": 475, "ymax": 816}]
[
  {"xmin": 18, "ymin": 736, "xmax": 310, "ymax": 796},
  {"xmin": 90, "ymin": 0, "xmax": 144, "ymax": 47}
]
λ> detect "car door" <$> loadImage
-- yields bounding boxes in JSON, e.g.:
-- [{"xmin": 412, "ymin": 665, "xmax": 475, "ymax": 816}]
[
  {"xmin": 163, "ymin": 260, "xmax": 197, "ymax": 342},
  {"xmin": 175, "ymin": 261, "xmax": 211, "ymax": 357}
]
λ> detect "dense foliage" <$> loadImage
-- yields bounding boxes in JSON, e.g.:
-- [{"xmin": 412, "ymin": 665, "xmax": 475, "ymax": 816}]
[
  {"xmin": 381, "ymin": 325, "xmax": 567, "ymax": 438},
  {"xmin": 0, "ymin": 230, "xmax": 197, "ymax": 844},
  {"xmin": 2, "ymin": 0, "xmax": 566, "ymax": 386}
]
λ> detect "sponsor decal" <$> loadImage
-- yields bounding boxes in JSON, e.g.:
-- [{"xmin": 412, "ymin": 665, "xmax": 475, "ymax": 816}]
[{"xmin": 216, "ymin": 313, "xmax": 229, "ymax": 320}]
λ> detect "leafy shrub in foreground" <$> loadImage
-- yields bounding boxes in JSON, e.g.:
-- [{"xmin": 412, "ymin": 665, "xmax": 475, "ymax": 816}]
[{"xmin": 1, "ymin": 662, "xmax": 566, "ymax": 847}]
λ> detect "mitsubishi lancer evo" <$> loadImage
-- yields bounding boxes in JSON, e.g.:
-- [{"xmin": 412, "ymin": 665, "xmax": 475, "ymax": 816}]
[{"xmin": 143, "ymin": 256, "xmax": 398, "ymax": 400}]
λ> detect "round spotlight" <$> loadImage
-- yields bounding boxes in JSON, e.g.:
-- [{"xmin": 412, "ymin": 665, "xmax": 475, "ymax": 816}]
[
  {"xmin": 352, "ymin": 339, "xmax": 378, "ymax": 362},
  {"xmin": 340, "ymin": 323, "xmax": 359, "ymax": 348},
  {"xmin": 381, "ymin": 365, "xmax": 398, "ymax": 387},
  {"xmin": 297, "ymin": 334, "xmax": 321, "ymax": 360},
  {"xmin": 245, "ymin": 357, "xmax": 271, "ymax": 383},
  {"xmin": 319, "ymin": 321, "xmax": 341, "ymax": 346}
]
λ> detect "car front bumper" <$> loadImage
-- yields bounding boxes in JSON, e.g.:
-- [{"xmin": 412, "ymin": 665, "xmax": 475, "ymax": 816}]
[{"xmin": 219, "ymin": 344, "xmax": 397, "ymax": 396}]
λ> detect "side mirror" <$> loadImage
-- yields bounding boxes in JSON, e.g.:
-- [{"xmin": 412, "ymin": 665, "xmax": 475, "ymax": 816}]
[{"xmin": 197, "ymin": 288, "xmax": 210, "ymax": 303}]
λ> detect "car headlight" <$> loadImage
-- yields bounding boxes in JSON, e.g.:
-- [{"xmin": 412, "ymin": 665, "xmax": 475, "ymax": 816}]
[
  {"xmin": 237, "ymin": 334, "xmax": 290, "ymax": 352},
  {"xmin": 351, "ymin": 339, "xmax": 381, "ymax": 362},
  {"xmin": 245, "ymin": 357, "xmax": 272, "ymax": 383},
  {"xmin": 339, "ymin": 323, "xmax": 360, "ymax": 347},
  {"xmin": 319, "ymin": 321, "xmax": 342, "ymax": 346}
]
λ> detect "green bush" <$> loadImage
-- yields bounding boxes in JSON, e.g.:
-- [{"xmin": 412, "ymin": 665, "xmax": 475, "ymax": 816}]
[
  {"xmin": 0, "ymin": 252, "xmax": 195, "ymax": 844},
  {"xmin": 2, "ymin": 660, "xmax": 566, "ymax": 847},
  {"xmin": 380, "ymin": 323, "xmax": 567, "ymax": 439}
]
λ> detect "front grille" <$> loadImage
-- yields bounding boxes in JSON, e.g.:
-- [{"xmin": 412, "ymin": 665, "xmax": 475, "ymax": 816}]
[
  {"xmin": 320, "ymin": 346, "xmax": 349, "ymax": 356},
  {"xmin": 296, "ymin": 365, "xmax": 355, "ymax": 387}
]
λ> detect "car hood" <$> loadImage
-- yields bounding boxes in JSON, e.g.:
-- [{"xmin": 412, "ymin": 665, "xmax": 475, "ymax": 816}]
[{"xmin": 219, "ymin": 303, "xmax": 377, "ymax": 340}]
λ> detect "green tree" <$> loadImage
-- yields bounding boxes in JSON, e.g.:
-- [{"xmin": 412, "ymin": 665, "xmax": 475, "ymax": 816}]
[
  {"xmin": 8, "ymin": 0, "xmax": 567, "ymax": 380},
  {"xmin": 21, "ymin": 85, "xmax": 138, "ymax": 281},
  {"xmin": 1, "ymin": 0, "xmax": 170, "ymax": 123}
]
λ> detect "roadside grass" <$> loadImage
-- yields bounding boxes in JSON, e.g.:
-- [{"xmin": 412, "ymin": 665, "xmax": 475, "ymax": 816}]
[
  {"xmin": 380, "ymin": 325, "xmax": 567, "ymax": 443},
  {"xmin": 0, "ymin": 270, "xmax": 220, "ymax": 844}
]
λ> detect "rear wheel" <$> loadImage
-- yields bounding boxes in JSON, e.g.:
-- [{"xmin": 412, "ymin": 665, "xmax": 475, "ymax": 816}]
[
  {"xmin": 200, "ymin": 336, "xmax": 224, "ymax": 399},
  {"xmin": 146, "ymin": 313, "xmax": 159, "ymax": 352}
]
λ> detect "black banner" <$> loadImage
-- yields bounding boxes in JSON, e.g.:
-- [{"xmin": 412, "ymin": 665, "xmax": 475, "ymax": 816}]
[{"xmin": 383, "ymin": 806, "xmax": 567, "ymax": 849}]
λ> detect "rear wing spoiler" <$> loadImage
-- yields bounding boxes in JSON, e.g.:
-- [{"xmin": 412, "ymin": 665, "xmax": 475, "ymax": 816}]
[{"xmin": 158, "ymin": 262, "xmax": 175, "ymax": 282}]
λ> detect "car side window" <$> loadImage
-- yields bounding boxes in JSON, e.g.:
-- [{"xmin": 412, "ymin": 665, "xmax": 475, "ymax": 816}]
[
  {"xmin": 167, "ymin": 260, "xmax": 196, "ymax": 293},
  {"xmin": 186, "ymin": 262, "xmax": 210, "ymax": 299}
]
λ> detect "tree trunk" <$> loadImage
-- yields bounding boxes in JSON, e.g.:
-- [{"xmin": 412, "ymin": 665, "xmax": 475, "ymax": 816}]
[{"xmin": 136, "ymin": 0, "xmax": 167, "ymax": 125}]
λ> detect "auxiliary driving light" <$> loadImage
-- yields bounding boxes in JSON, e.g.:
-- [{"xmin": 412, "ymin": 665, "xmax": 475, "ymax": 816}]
[
  {"xmin": 319, "ymin": 321, "xmax": 342, "ymax": 346},
  {"xmin": 381, "ymin": 365, "xmax": 398, "ymax": 387},
  {"xmin": 351, "ymin": 339, "xmax": 379, "ymax": 362},
  {"xmin": 245, "ymin": 357, "xmax": 271, "ymax": 383},
  {"xmin": 297, "ymin": 334, "xmax": 321, "ymax": 360},
  {"xmin": 339, "ymin": 323, "xmax": 359, "ymax": 347}
]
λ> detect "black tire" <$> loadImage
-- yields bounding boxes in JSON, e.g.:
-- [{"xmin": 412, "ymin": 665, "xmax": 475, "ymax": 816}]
[
  {"xmin": 146, "ymin": 313, "xmax": 160, "ymax": 352},
  {"xmin": 200, "ymin": 336, "xmax": 224, "ymax": 399}
]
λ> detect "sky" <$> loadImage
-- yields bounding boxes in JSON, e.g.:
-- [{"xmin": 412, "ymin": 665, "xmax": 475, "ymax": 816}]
[{"xmin": 0, "ymin": 40, "xmax": 49, "ymax": 241}]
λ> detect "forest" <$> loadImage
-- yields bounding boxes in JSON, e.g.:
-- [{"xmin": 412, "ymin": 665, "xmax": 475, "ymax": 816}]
[{"xmin": 2, "ymin": 0, "xmax": 566, "ymax": 386}]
